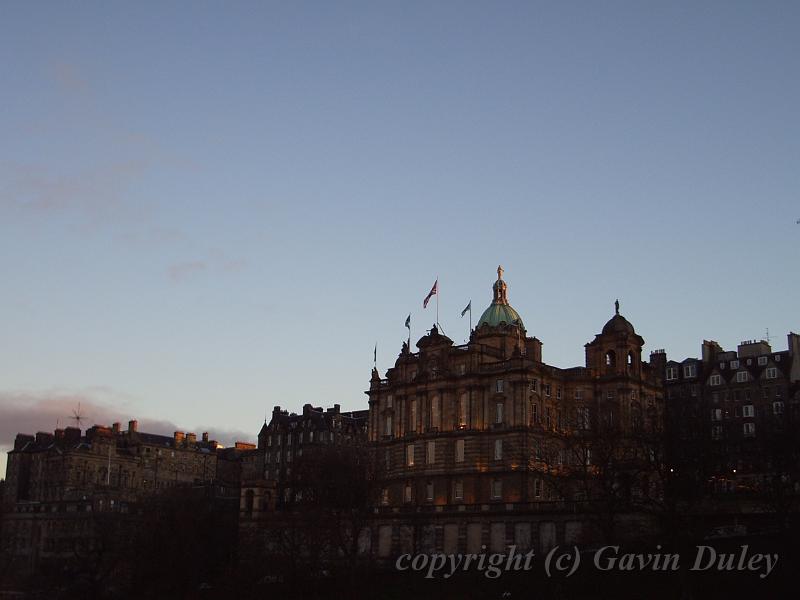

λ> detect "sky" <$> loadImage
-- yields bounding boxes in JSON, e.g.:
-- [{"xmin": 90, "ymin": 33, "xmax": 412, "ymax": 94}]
[{"xmin": 1, "ymin": 1, "xmax": 798, "ymax": 478}]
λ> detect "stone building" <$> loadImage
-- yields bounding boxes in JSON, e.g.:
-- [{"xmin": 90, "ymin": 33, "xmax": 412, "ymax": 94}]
[
  {"xmin": 1, "ymin": 420, "xmax": 245, "ymax": 577},
  {"xmin": 660, "ymin": 334, "xmax": 800, "ymax": 493},
  {"xmin": 366, "ymin": 267, "xmax": 665, "ymax": 556},
  {"xmin": 240, "ymin": 403, "xmax": 368, "ymax": 520}
]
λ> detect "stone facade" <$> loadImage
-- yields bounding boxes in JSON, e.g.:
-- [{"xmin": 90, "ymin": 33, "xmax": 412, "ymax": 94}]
[
  {"xmin": 365, "ymin": 268, "xmax": 664, "ymax": 555},
  {"xmin": 661, "ymin": 334, "xmax": 800, "ymax": 492}
]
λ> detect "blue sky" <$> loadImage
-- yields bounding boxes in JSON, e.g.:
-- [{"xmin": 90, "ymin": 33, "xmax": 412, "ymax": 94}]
[{"xmin": 1, "ymin": 1, "xmax": 798, "ymax": 476}]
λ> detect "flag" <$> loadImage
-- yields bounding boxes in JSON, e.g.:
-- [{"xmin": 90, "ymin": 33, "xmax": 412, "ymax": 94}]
[
  {"xmin": 423, "ymin": 279, "xmax": 438, "ymax": 308},
  {"xmin": 405, "ymin": 314, "xmax": 411, "ymax": 329},
  {"xmin": 461, "ymin": 300, "xmax": 471, "ymax": 317},
  {"xmin": 373, "ymin": 343, "xmax": 377, "ymax": 365}
]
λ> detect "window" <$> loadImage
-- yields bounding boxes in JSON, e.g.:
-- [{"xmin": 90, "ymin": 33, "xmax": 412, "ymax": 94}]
[
  {"xmin": 773, "ymin": 401, "xmax": 784, "ymax": 415},
  {"xmin": 495, "ymin": 379, "xmax": 504, "ymax": 393},
  {"xmin": 607, "ymin": 390, "xmax": 614, "ymax": 400},
  {"xmin": 386, "ymin": 395, "xmax": 393, "ymax": 408},
  {"xmin": 431, "ymin": 395, "xmax": 441, "ymax": 429},
  {"xmin": 711, "ymin": 391, "xmax": 719, "ymax": 404},
  {"xmin": 577, "ymin": 407, "xmax": 590, "ymax": 430},
  {"xmin": 384, "ymin": 416, "xmax": 392, "ymax": 436},
  {"xmin": 381, "ymin": 488, "xmax": 389, "ymax": 505},
  {"xmin": 712, "ymin": 409, "xmax": 722, "ymax": 421},
  {"xmin": 426, "ymin": 440, "xmax": 435, "ymax": 464},
  {"xmin": 545, "ymin": 408, "xmax": 551, "ymax": 429},
  {"xmin": 491, "ymin": 479, "xmax": 502, "ymax": 499},
  {"xmin": 666, "ymin": 367, "xmax": 678, "ymax": 381},
  {"xmin": 545, "ymin": 384, "xmax": 551, "ymax": 397},
  {"xmin": 458, "ymin": 363, "xmax": 466, "ymax": 375},
  {"xmin": 575, "ymin": 389, "xmax": 583, "ymax": 400},
  {"xmin": 557, "ymin": 387, "xmax": 562, "ymax": 400},
  {"xmin": 409, "ymin": 399, "xmax": 417, "ymax": 432},
  {"xmin": 426, "ymin": 481, "xmax": 434, "ymax": 501},
  {"xmin": 267, "ymin": 436, "xmax": 272, "ymax": 447},
  {"xmin": 495, "ymin": 402, "xmax": 504, "ymax": 424},
  {"xmin": 683, "ymin": 364, "xmax": 696, "ymax": 378},
  {"xmin": 454, "ymin": 479, "xmax": 464, "ymax": 501},
  {"xmin": 584, "ymin": 448, "xmax": 592, "ymax": 466},
  {"xmin": 712, "ymin": 426, "xmax": 723, "ymax": 440},
  {"xmin": 455, "ymin": 439, "xmax": 465, "ymax": 463},
  {"xmin": 530, "ymin": 379, "xmax": 538, "ymax": 392},
  {"xmin": 534, "ymin": 479, "xmax": 542, "ymax": 498},
  {"xmin": 736, "ymin": 371, "xmax": 749, "ymax": 383},
  {"xmin": 406, "ymin": 444, "xmax": 415, "ymax": 467},
  {"xmin": 404, "ymin": 483, "xmax": 412, "ymax": 503},
  {"xmin": 766, "ymin": 368, "xmax": 777, "ymax": 379},
  {"xmin": 710, "ymin": 374, "xmax": 721, "ymax": 386},
  {"xmin": 606, "ymin": 351, "xmax": 616, "ymax": 367},
  {"xmin": 743, "ymin": 422, "xmax": 756, "ymax": 437},
  {"xmin": 458, "ymin": 393, "xmax": 468, "ymax": 427},
  {"xmin": 743, "ymin": 405, "xmax": 754, "ymax": 418},
  {"xmin": 494, "ymin": 439, "xmax": 503, "ymax": 460},
  {"xmin": 758, "ymin": 356, "xmax": 768, "ymax": 366},
  {"xmin": 731, "ymin": 360, "xmax": 739, "ymax": 369},
  {"xmin": 532, "ymin": 403, "xmax": 539, "ymax": 423},
  {"xmin": 775, "ymin": 354, "xmax": 781, "ymax": 362}
]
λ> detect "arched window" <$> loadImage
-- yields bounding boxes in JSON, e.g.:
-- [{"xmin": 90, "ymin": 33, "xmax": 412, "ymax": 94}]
[
  {"xmin": 627, "ymin": 351, "xmax": 634, "ymax": 367},
  {"xmin": 605, "ymin": 350, "xmax": 616, "ymax": 367}
]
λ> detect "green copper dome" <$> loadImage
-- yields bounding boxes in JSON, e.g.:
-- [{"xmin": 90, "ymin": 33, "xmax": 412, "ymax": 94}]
[
  {"xmin": 477, "ymin": 303, "xmax": 524, "ymax": 328},
  {"xmin": 476, "ymin": 265, "xmax": 525, "ymax": 329}
]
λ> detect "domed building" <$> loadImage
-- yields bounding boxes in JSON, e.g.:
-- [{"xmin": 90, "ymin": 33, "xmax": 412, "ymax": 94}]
[{"xmin": 366, "ymin": 267, "xmax": 665, "ymax": 557}]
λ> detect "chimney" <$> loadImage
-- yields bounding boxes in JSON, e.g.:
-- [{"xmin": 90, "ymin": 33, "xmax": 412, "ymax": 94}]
[
  {"xmin": 64, "ymin": 427, "xmax": 81, "ymax": 443},
  {"xmin": 128, "ymin": 420, "xmax": 138, "ymax": 433},
  {"xmin": 112, "ymin": 422, "xmax": 121, "ymax": 435},
  {"xmin": 186, "ymin": 432, "xmax": 197, "ymax": 445},
  {"xmin": 202, "ymin": 432, "xmax": 209, "ymax": 443},
  {"xmin": 174, "ymin": 431, "xmax": 185, "ymax": 447},
  {"xmin": 13, "ymin": 434, "xmax": 34, "ymax": 451},
  {"xmin": 54, "ymin": 428, "xmax": 65, "ymax": 440},
  {"xmin": 35, "ymin": 432, "xmax": 54, "ymax": 446}
]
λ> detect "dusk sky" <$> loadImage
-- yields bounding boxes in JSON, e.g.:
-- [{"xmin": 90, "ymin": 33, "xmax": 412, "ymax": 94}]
[{"xmin": 1, "ymin": 1, "xmax": 798, "ymax": 478}]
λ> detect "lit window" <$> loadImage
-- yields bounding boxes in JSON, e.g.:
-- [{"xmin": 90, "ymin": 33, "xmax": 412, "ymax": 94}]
[
  {"xmin": 406, "ymin": 444, "xmax": 415, "ymax": 467},
  {"xmin": 455, "ymin": 439, "xmax": 465, "ymax": 463},
  {"xmin": 494, "ymin": 439, "xmax": 503, "ymax": 460},
  {"xmin": 458, "ymin": 393, "xmax": 468, "ymax": 427}
]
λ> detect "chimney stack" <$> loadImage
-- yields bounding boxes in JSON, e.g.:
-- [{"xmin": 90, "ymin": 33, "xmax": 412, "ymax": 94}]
[
  {"xmin": 174, "ymin": 431, "xmax": 185, "ymax": 447},
  {"xmin": 128, "ymin": 420, "xmax": 138, "ymax": 433},
  {"xmin": 112, "ymin": 422, "xmax": 121, "ymax": 434},
  {"xmin": 202, "ymin": 432, "xmax": 209, "ymax": 443},
  {"xmin": 186, "ymin": 432, "xmax": 197, "ymax": 445}
]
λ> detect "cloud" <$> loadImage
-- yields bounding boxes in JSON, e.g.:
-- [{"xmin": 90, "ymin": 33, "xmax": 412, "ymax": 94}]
[{"xmin": 0, "ymin": 389, "xmax": 255, "ymax": 457}]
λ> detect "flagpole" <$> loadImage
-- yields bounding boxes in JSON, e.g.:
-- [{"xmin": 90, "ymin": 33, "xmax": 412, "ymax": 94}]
[{"xmin": 436, "ymin": 275, "xmax": 439, "ymax": 328}]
